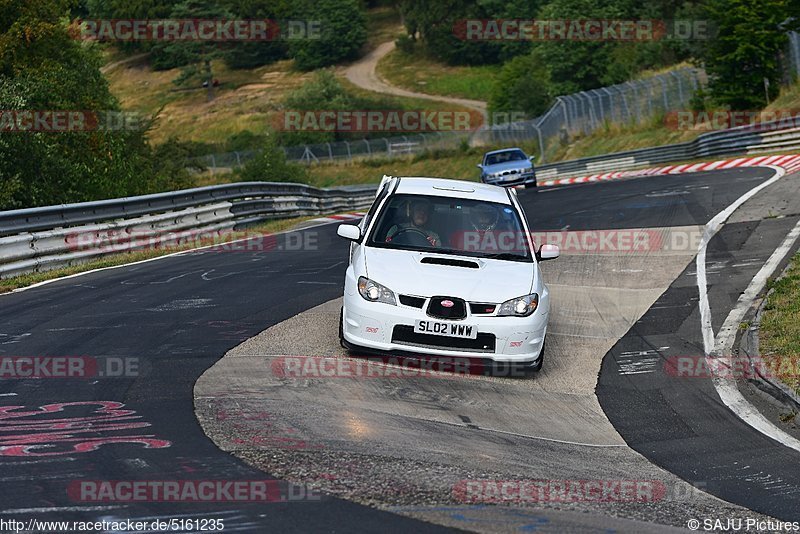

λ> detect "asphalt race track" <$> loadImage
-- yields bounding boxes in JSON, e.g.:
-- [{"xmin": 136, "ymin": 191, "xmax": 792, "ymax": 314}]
[{"xmin": 1, "ymin": 166, "xmax": 799, "ymax": 532}]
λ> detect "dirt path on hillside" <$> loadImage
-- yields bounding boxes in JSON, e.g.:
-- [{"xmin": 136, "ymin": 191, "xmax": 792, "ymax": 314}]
[{"xmin": 344, "ymin": 41, "xmax": 487, "ymax": 116}]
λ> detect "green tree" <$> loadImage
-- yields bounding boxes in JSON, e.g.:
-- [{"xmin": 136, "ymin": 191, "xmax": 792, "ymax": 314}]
[
  {"xmin": 0, "ymin": 0, "xmax": 190, "ymax": 210},
  {"xmin": 702, "ymin": 0, "xmax": 799, "ymax": 109},
  {"xmin": 398, "ymin": 0, "xmax": 541, "ymax": 65},
  {"xmin": 151, "ymin": 0, "xmax": 234, "ymax": 100},
  {"xmin": 527, "ymin": 0, "xmax": 631, "ymax": 95},
  {"xmin": 489, "ymin": 53, "xmax": 553, "ymax": 117},
  {"xmin": 289, "ymin": 0, "xmax": 366, "ymax": 71},
  {"xmin": 218, "ymin": 0, "xmax": 292, "ymax": 69}
]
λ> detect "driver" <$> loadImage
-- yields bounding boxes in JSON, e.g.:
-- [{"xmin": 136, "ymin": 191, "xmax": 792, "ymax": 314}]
[{"xmin": 385, "ymin": 198, "xmax": 441, "ymax": 247}]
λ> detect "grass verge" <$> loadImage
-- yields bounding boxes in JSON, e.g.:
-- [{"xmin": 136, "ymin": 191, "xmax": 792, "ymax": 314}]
[
  {"xmin": 760, "ymin": 252, "xmax": 800, "ymax": 394},
  {"xmin": 376, "ymin": 49, "xmax": 499, "ymax": 102},
  {"xmin": 0, "ymin": 215, "xmax": 320, "ymax": 294}
]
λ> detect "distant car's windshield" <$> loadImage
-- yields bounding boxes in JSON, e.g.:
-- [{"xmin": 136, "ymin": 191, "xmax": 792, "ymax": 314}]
[
  {"xmin": 367, "ymin": 194, "xmax": 532, "ymax": 262},
  {"xmin": 484, "ymin": 150, "xmax": 527, "ymax": 166}
]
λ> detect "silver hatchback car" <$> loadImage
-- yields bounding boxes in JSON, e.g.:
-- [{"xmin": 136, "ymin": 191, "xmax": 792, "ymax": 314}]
[{"xmin": 477, "ymin": 148, "xmax": 537, "ymax": 189}]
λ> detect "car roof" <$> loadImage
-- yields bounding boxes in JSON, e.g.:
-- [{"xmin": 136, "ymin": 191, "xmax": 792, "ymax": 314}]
[
  {"xmin": 392, "ymin": 177, "xmax": 512, "ymax": 205},
  {"xmin": 483, "ymin": 147, "xmax": 525, "ymax": 156}
]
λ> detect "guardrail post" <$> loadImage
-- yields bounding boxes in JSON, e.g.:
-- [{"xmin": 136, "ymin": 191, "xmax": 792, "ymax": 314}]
[
  {"xmin": 364, "ymin": 139, "xmax": 371, "ymax": 156},
  {"xmin": 327, "ymin": 143, "xmax": 333, "ymax": 161},
  {"xmin": 344, "ymin": 141, "xmax": 351, "ymax": 161}
]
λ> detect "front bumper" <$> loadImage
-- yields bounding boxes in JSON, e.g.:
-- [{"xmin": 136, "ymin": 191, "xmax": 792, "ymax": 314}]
[
  {"xmin": 482, "ymin": 171, "xmax": 537, "ymax": 188},
  {"xmin": 342, "ymin": 292, "xmax": 548, "ymax": 364}
]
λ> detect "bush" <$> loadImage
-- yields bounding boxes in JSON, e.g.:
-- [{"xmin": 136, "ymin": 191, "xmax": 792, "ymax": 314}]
[
  {"xmin": 224, "ymin": 130, "xmax": 268, "ymax": 152},
  {"xmin": 395, "ymin": 34, "xmax": 416, "ymax": 55},
  {"xmin": 235, "ymin": 135, "xmax": 308, "ymax": 183}
]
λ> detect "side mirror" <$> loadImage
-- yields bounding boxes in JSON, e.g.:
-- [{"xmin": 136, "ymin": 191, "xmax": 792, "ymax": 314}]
[
  {"xmin": 529, "ymin": 155, "xmax": 536, "ymax": 162},
  {"xmin": 337, "ymin": 224, "xmax": 361, "ymax": 242},
  {"xmin": 538, "ymin": 244, "xmax": 559, "ymax": 261},
  {"xmin": 476, "ymin": 164, "xmax": 482, "ymax": 169}
]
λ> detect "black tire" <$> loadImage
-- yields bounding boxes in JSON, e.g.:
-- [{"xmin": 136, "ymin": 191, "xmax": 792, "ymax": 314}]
[
  {"xmin": 525, "ymin": 181, "xmax": 538, "ymax": 190},
  {"xmin": 530, "ymin": 339, "xmax": 545, "ymax": 373},
  {"xmin": 339, "ymin": 307, "xmax": 348, "ymax": 350}
]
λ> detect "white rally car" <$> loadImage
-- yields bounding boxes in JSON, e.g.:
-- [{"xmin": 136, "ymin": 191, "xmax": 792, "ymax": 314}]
[{"xmin": 336, "ymin": 176, "xmax": 558, "ymax": 372}]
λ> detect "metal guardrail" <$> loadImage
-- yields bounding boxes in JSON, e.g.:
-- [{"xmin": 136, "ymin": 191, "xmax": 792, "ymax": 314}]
[
  {"xmin": 2, "ymin": 118, "xmax": 799, "ymax": 280},
  {"xmin": 0, "ymin": 182, "xmax": 377, "ymax": 279},
  {"xmin": 535, "ymin": 120, "xmax": 800, "ymax": 181}
]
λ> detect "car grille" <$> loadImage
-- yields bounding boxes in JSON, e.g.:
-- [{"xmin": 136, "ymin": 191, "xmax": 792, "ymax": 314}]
[
  {"xmin": 392, "ymin": 326, "xmax": 496, "ymax": 353},
  {"xmin": 427, "ymin": 296, "xmax": 467, "ymax": 320},
  {"xmin": 399, "ymin": 295, "xmax": 426, "ymax": 308}
]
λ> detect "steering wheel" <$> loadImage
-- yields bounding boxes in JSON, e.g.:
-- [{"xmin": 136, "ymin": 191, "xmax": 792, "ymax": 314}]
[{"xmin": 391, "ymin": 227, "xmax": 436, "ymax": 247}]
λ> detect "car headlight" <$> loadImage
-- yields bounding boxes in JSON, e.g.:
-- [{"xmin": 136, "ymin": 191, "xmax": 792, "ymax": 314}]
[
  {"xmin": 497, "ymin": 293, "xmax": 538, "ymax": 317},
  {"xmin": 358, "ymin": 276, "xmax": 397, "ymax": 305}
]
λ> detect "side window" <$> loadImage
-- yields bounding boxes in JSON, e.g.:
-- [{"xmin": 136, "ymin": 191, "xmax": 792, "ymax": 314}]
[{"xmin": 361, "ymin": 183, "xmax": 390, "ymax": 236}]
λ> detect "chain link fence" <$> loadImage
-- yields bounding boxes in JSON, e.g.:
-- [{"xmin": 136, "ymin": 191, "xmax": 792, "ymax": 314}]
[
  {"xmin": 197, "ymin": 67, "xmax": 704, "ymax": 171},
  {"xmin": 473, "ymin": 67, "xmax": 704, "ymax": 156}
]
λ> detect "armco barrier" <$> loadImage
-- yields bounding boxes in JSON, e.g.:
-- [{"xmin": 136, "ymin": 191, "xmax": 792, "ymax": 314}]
[
  {"xmin": 535, "ymin": 120, "xmax": 800, "ymax": 182},
  {"xmin": 540, "ymin": 154, "xmax": 800, "ymax": 188},
  {"xmin": 0, "ymin": 183, "xmax": 377, "ymax": 279},
  {"xmin": 2, "ymin": 118, "xmax": 800, "ymax": 280}
]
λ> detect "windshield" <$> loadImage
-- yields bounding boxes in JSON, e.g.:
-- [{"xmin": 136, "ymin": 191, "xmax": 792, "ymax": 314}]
[
  {"xmin": 484, "ymin": 150, "xmax": 527, "ymax": 166},
  {"xmin": 367, "ymin": 194, "xmax": 532, "ymax": 261}
]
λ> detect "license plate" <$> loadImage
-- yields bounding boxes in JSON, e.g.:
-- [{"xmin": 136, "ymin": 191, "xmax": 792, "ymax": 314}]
[{"xmin": 414, "ymin": 320, "xmax": 478, "ymax": 339}]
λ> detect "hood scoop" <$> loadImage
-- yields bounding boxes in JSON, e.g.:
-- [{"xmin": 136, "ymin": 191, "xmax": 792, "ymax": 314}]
[{"xmin": 420, "ymin": 257, "xmax": 480, "ymax": 269}]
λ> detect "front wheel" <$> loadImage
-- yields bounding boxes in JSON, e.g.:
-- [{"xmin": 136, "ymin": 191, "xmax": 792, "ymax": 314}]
[
  {"xmin": 530, "ymin": 339, "xmax": 545, "ymax": 372},
  {"xmin": 339, "ymin": 307, "xmax": 348, "ymax": 350}
]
